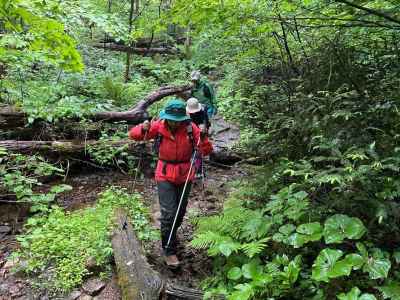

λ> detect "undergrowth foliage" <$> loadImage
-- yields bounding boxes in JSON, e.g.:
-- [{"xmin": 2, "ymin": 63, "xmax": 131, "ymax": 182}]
[
  {"xmin": 11, "ymin": 187, "xmax": 158, "ymax": 292},
  {"xmin": 192, "ymin": 169, "xmax": 400, "ymax": 300},
  {"xmin": 0, "ymin": 147, "xmax": 71, "ymax": 212}
]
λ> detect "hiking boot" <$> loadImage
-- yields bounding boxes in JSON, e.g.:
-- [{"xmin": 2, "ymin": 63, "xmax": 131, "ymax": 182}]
[{"xmin": 164, "ymin": 255, "xmax": 180, "ymax": 267}]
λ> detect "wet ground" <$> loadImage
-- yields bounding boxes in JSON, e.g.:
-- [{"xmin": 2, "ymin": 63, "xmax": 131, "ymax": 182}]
[{"xmin": 0, "ymin": 162, "xmax": 245, "ymax": 300}]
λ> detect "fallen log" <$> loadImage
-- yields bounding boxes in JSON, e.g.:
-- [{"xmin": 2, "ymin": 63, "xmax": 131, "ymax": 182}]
[
  {"xmin": 112, "ymin": 209, "xmax": 205, "ymax": 299},
  {"xmin": 0, "ymin": 139, "xmax": 241, "ymax": 165},
  {"xmin": 94, "ymin": 43, "xmax": 180, "ymax": 55},
  {"xmin": 112, "ymin": 208, "xmax": 163, "ymax": 299},
  {"xmin": 99, "ymin": 36, "xmax": 186, "ymax": 47},
  {"xmin": 0, "ymin": 139, "xmax": 144, "ymax": 154},
  {"xmin": 94, "ymin": 84, "xmax": 192, "ymax": 122},
  {"xmin": 0, "ymin": 84, "xmax": 191, "ymax": 129}
]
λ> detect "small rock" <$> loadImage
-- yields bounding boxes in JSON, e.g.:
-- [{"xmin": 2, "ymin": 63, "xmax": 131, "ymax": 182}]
[
  {"xmin": 65, "ymin": 290, "xmax": 82, "ymax": 300},
  {"xmin": 85, "ymin": 257, "xmax": 97, "ymax": 270},
  {"xmin": 204, "ymin": 190, "xmax": 213, "ymax": 196},
  {"xmin": 0, "ymin": 225, "xmax": 11, "ymax": 234},
  {"xmin": 0, "ymin": 283, "xmax": 10, "ymax": 293},
  {"xmin": 207, "ymin": 202, "xmax": 217, "ymax": 210},
  {"xmin": 206, "ymin": 196, "xmax": 218, "ymax": 203},
  {"xmin": 10, "ymin": 283, "xmax": 24, "ymax": 297},
  {"xmin": 82, "ymin": 278, "xmax": 105, "ymax": 296},
  {"xmin": 78, "ymin": 295, "xmax": 93, "ymax": 300}
]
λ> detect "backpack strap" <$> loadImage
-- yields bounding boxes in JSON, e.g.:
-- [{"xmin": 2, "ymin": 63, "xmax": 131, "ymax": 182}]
[
  {"xmin": 152, "ymin": 133, "xmax": 163, "ymax": 156},
  {"xmin": 186, "ymin": 123, "xmax": 195, "ymax": 152}
]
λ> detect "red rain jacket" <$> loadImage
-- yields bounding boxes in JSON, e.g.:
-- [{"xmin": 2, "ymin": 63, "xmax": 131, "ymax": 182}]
[{"xmin": 129, "ymin": 120, "xmax": 213, "ymax": 184}]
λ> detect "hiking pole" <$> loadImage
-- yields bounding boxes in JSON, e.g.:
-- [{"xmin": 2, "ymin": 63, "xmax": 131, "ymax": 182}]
[{"xmin": 166, "ymin": 137, "xmax": 202, "ymax": 250}]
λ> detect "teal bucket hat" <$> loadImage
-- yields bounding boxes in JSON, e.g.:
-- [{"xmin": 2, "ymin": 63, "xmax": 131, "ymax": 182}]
[{"xmin": 159, "ymin": 99, "xmax": 191, "ymax": 122}]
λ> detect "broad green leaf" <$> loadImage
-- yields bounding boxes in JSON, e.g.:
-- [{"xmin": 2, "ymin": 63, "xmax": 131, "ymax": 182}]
[
  {"xmin": 279, "ymin": 224, "xmax": 296, "ymax": 235},
  {"xmin": 227, "ymin": 267, "xmax": 242, "ymax": 280},
  {"xmin": 343, "ymin": 254, "xmax": 365, "ymax": 270},
  {"xmin": 297, "ymin": 222, "xmax": 323, "ymax": 238},
  {"xmin": 242, "ymin": 261, "xmax": 263, "ymax": 280},
  {"xmin": 324, "ymin": 214, "xmax": 366, "ymax": 244},
  {"xmin": 312, "ymin": 250, "xmax": 363, "ymax": 282},
  {"xmin": 329, "ymin": 253, "xmax": 364, "ymax": 278},
  {"xmin": 252, "ymin": 273, "xmax": 273, "ymax": 287},
  {"xmin": 230, "ymin": 283, "xmax": 253, "ymax": 300},
  {"xmin": 329, "ymin": 258, "xmax": 354, "ymax": 278},
  {"xmin": 288, "ymin": 222, "xmax": 323, "ymax": 247},
  {"xmin": 356, "ymin": 242, "xmax": 369, "ymax": 258},
  {"xmin": 312, "ymin": 249, "xmax": 343, "ymax": 282},
  {"xmin": 363, "ymin": 257, "xmax": 391, "ymax": 279},
  {"xmin": 218, "ymin": 240, "xmax": 240, "ymax": 257},
  {"xmin": 287, "ymin": 233, "xmax": 308, "ymax": 248},
  {"xmin": 337, "ymin": 287, "xmax": 377, "ymax": 300}
]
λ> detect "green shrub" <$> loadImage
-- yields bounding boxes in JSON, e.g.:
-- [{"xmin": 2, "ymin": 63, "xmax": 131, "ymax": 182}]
[
  {"xmin": 193, "ymin": 166, "xmax": 400, "ymax": 299},
  {"xmin": 0, "ymin": 147, "xmax": 72, "ymax": 212},
  {"xmin": 12, "ymin": 187, "xmax": 158, "ymax": 292}
]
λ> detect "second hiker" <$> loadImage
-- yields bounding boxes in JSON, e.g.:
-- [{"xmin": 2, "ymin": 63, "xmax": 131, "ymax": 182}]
[{"xmin": 186, "ymin": 97, "xmax": 210, "ymax": 178}]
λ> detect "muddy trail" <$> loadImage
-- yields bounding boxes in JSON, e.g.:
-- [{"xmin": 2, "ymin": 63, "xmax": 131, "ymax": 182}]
[{"xmin": 0, "ymin": 116, "xmax": 243, "ymax": 300}]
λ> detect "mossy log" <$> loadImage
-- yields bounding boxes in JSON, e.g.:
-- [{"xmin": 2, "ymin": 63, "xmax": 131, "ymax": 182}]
[
  {"xmin": 112, "ymin": 209, "xmax": 206, "ymax": 300},
  {"xmin": 112, "ymin": 208, "xmax": 164, "ymax": 300}
]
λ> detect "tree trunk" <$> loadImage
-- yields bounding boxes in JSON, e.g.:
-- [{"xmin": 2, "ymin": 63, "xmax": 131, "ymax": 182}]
[
  {"xmin": 112, "ymin": 209, "xmax": 207, "ymax": 299},
  {"xmin": 124, "ymin": 0, "xmax": 135, "ymax": 82}
]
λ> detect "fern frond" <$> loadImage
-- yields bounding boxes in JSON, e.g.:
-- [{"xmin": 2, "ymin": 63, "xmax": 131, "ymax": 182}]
[
  {"xmin": 196, "ymin": 215, "xmax": 225, "ymax": 232},
  {"xmin": 191, "ymin": 231, "xmax": 228, "ymax": 249},
  {"xmin": 241, "ymin": 238, "xmax": 270, "ymax": 258}
]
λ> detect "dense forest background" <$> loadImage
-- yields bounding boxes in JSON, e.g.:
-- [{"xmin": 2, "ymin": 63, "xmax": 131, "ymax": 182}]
[{"xmin": 1, "ymin": 0, "xmax": 400, "ymax": 299}]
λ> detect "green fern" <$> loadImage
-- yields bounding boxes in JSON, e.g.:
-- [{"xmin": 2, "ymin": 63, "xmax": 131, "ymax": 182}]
[
  {"xmin": 191, "ymin": 231, "xmax": 229, "ymax": 249},
  {"xmin": 241, "ymin": 238, "xmax": 270, "ymax": 258}
]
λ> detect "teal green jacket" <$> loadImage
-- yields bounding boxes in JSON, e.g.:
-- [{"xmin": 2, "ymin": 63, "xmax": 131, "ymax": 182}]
[{"xmin": 191, "ymin": 80, "xmax": 217, "ymax": 116}]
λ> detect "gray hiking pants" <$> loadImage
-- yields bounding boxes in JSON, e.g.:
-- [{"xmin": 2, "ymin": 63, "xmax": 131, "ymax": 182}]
[{"xmin": 157, "ymin": 181, "xmax": 192, "ymax": 255}]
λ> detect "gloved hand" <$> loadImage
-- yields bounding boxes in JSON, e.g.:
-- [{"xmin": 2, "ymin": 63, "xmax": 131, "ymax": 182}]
[{"xmin": 142, "ymin": 120, "xmax": 150, "ymax": 132}]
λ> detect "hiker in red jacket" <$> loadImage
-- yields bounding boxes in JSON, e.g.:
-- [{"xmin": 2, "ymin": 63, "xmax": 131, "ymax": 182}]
[{"xmin": 128, "ymin": 99, "xmax": 213, "ymax": 267}]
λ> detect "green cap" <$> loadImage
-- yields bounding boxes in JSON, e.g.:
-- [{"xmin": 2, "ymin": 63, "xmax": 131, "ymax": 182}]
[{"xmin": 159, "ymin": 99, "xmax": 191, "ymax": 122}]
